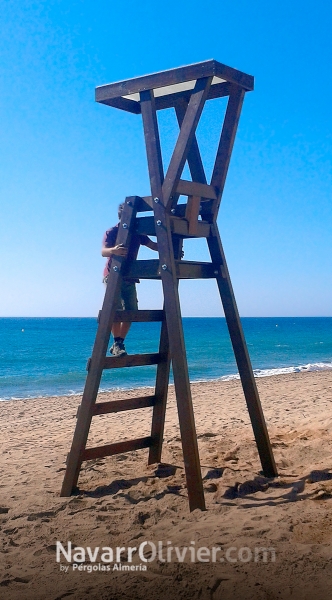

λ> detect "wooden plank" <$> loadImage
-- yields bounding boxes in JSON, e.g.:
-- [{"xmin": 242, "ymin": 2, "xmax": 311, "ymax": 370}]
[
  {"xmin": 209, "ymin": 85, "xmax": 245, "ymax": 221},
  {"xmin": 83, "ymin": 437, "xmax": 153, "ymax": 461},
  {"xmin": 156, "ymin": 81, "xmax": 233, "ymax": 111},
  {"xmin": 149, "ymin": 312, "xmax": 171, "ymax": 464},
  {"xmin": 170, "ymin": 216, "xmax": 210, "ymax": 238},
  {"xmin": 207, "ymin": 223, "xmax": 277, "ymax": 478},
  {"xmin": 93, "ymin": 396, "xmax": 156, "ymax": 416},
  {"xmin": 175, "ymin": 98, "xmax": 207, "ymax": 187},
  {"xmin": 95, "ymin": 60, "xmax": 253, "ymax": 104},
  {"xmin": 96, "ymin": 61, "xmax": 215, "ymax": 103},
  {"xmin": 135, "ymin": 216, "xmax": 156, "ymax": 236},
  {"xmin": 60, "ymin": 197, "xmax": 140, "ymax": 496},
  {"xmin": 140, "ymin": 89, "xmax": 206, "ymax": 511},
  {"xmin": 126, "ymin": 259, "xmax": 160, "ymax": 280},
  {"xmin": 103, "ymin": 353, "xmax": 162, "ymax": 370},
  {"xmin": 185, "ymin": 195, "xmax": 201, "ymax": 236},
  {"xmin": 176, "ymin": 261, "xmax": 217, "ymax": 279},
  {"xmin": 162, "ymin": 77, "xmax": 213, "ymax": 209},
  {"xmin": 177, "ymin": 179, "xmax": 217, "ymax": 200},
  {"xmin": 98, "ymin": 96, "xmax": 141, "ymax": 114},
  {"xmin": 113, "ymin": 309, "xmax": 164, "ymax": 322}
]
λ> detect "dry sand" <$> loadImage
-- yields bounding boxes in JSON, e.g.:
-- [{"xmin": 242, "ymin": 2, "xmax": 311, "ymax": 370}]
[{"xmin": 1, "ymin": 370, "xmax": 332, "ymax": 600}]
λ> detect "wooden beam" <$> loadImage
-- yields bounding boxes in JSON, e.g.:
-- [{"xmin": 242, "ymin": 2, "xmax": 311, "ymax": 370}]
[
  {"xmin": 156, "ymin": 81, "xmax": 233, "ymax": 111},
  {"xmin": 209, "ymin": 85, "xmax": 245, "ymax": 221},
  {"xmin": 113, "ymin": 309, "xmax": 164, "ymax": 322},
  {"xmin": 149, "ymin": 313, "xmax": 171, "ymax": 464},
  {"xmin": 162, "ymin": 77, "xmax": 212, "ymax": 209},
  {"xmin": 207, "ymin": 223, "xmax": 277, "ymax": 477},
  {"xmin": 170, "ymin": 216, "xmax": 210, "ymax": 238},
  {"xmin": 185, "ymin": 196, "xmax": 201, "ymax": 236},
  {"xmin": 98, "ymin": 96, "xmax": 141, "ymax": 114},
  {"xmin": 126, "ymin": 259, "xmax": 161, "ymax": 280},
  {"xmin": 177, "ymin": 179, "xmax": 217, "ymax": 200},
  {"xmin": 135, "ymin": 216, "xmax": 156, "ymax": 236},
  {"xmin": 140, "ymin": 89, "xmax": 206, "ymax": 511},
  {"xmin": 103, "ymin": 353, "xmax": 162, "ymax": 370},
  {"xmin": 92, "ymin": 396, "xmax": 156, "ymax": 416},
  {"xmin": 83, "ymin": 437, "xmax": 153, "ymax": 461},
  {"xmin": 175, "ymin": 98, "xmax": 207, "ymax": 185},
  {"xmin": 95, "ymin": 60, "xmax": 253, "ymax": 104}
]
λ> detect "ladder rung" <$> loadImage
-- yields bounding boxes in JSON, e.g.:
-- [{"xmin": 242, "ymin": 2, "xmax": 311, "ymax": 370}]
[
  {"xmin": 82, "ymin": 436, "xmax": 153, "ymax": 460},
  {"xmin": 103, "ymin": 352, "xmax": 163, "ymax": 370},
  {"xmin": 125, "ymin": 259, "xmax": 160, "ymax": 279},
  {"xmin": 93, "ymin": 395, "xmax": 156, "ymax": 415},
  {"xmin": 114, "ymin": 310, "xmax": 165, "ymax": 323}
]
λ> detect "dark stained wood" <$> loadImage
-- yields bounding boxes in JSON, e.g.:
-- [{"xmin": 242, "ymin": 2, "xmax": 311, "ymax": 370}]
[
  {"xmin": 113, "ymin": 309, "xmax": 164, "ymax": 322},
  {"xmin": 95, "ymin": 60, "xmax": 253, "ymax": 105},
  {"xmin": 155, "ymin": 81, "xmax": 233, "ymax": 112},
  {"xmin": 99, "ymin": 96, "xmax": 141, "ymax": 114},
  {"xmin": 170, "ymin": 216, "xmax": 210, "ymax": 238},
  {"xmin": 162, "ymin": 77, "xmax": 213, "ymax": 209},
  {"xmin": 126, "ymin": 259, "xmax": 161, "ymax": 280},
  {"xmin": 98, "ymin": 82, "xmax": 235, "ymax": 115},
  {"xmin": 207, "ymin": 223, "xmax": 277, "ymax": 477},
  {"xmin": 175, "ymin": 97, "xmax": 206, "ymax": 185},
  {"xmin": 148, "ymin": 311, "xmax": 171, "ymax": 464},
  {"xmin": 61, "ymin": 197, "xmax": 139, "ymax": 496},
  {"xmin": 209, "ymin": 85, "xmax": 245, "ymax": 221},
  {"xmin": 176, "ymin": 261, "xmax": 217, "ymax": 279},
  {"xmin": 92, "ymin": 396, "xmax": 156, "ymax": 416},
  {"xmin": 63, "ymin": 60, "xmax": 275, "ymax": 512},
  {"xmin": 103, "ymin": 353, "xmax": 162, "ymax": 370},
  {"xmin": 135, "ymin": 216, "xmax": 156, "ymax": 236},
  {"xmin": 141, "ymin": 89, "xmax": 206, "ymax": 511},
  {"xmin": 126, "ymin": 259, "xmax": 218, "ymax": 280},
  {"xmin": 177, "ymin": 179, "xmax": 217, "ymax": 200},
  {"xmin": 185, "ymin": 195, "xmax": 202, "ymax": 236},
  {"xmin": 83, "ymin": 437, "xmax": 153, "ymax": 461}
]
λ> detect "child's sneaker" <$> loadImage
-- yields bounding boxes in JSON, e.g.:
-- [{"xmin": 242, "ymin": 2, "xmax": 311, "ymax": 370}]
[{"xmin": 110, "ymin": 340, "xmax": 127, "ymax": 357}]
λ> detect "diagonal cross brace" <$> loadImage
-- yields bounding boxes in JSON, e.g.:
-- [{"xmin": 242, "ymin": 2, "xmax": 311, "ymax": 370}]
[{"xmin": 162, "ymin": 76, "xmax": 212, "ymax": 210}]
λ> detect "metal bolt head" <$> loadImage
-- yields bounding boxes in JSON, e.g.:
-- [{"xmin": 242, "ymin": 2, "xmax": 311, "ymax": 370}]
[
  {"xmin": 113, "ymin": 266, "xmax": 119, "ymax": 272},
  {"xmin": 156, "ymin": 220, "xmax": 162, "ymax": 226},
  {"xmin": 214, "ymin": 270, "xmax": 219, "ymax": 275},
  {"xmin": 154, "ymin": 197, "xmax": 159, "ymax": 203},
  {"xmin": 122, "ymin": 223, "xmax": 128, "ymax": 229},
  {"xmin": 171, "ymin": 208, "xmax": 176, "ymax": 214},
  {"xmin": 161, "ymin": 264, "xmax": 167, "ymax": 271}
]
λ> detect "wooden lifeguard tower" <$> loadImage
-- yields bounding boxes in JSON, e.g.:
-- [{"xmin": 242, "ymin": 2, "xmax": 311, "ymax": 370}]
[{"xmin": 61, "ymin": 60, "xmax": 277, "ymax": 511}]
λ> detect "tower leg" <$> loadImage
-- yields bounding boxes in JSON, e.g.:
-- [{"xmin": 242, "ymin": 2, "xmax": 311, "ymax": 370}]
[
  {"xmin": 140, "ymin": 89, "xmax": 206, "ymax": 511},
  {"xmin": 208, "ymin": 224, "xmax": 277, "ymax": 478}
]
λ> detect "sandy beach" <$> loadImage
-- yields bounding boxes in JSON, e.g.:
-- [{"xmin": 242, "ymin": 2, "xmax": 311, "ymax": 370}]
[{"xmin": 1, "ymin": 370, "xmax": 332, "ymax": 600}]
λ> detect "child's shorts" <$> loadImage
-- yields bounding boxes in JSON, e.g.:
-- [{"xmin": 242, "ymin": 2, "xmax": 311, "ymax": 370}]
[{"xmin": 103, "ymin": 277, "xmax": 138, "ymax": 311}]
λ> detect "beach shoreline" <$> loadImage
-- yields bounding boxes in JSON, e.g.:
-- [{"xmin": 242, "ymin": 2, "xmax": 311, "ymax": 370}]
[{"xmin": 1, "ymin": 370, "xmax": 332, "ymax": 599}]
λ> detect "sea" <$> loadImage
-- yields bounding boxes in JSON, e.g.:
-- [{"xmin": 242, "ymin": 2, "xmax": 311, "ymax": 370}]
[{"xmin": 1, "ymin": 317, "xmax": 332, "ymax": 401}]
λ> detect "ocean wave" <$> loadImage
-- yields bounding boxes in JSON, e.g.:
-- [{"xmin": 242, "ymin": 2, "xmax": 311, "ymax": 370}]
[
  {"xmin": 1, "ymin": 362, "xmax": 332, "ymax": 401},
  {"xmin": 217, "ymin": 362, "xmax": 332, "ymax": 382}
]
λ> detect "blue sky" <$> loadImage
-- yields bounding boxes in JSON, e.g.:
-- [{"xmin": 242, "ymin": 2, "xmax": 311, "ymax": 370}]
[{"xmin": 1, "ymin": 0, "xmax": 331, "ymax": 317}]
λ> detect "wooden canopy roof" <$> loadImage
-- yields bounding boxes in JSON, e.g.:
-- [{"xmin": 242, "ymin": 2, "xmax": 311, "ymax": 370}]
[{"xmin": 95, "ymin": 59, "xmax": 254, "ymax": 114}]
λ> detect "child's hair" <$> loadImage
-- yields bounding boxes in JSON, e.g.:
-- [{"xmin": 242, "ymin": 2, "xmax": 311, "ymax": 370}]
[{"xmin": 118, "ymin": 203, "xmax": 124, "ymax": 220}]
